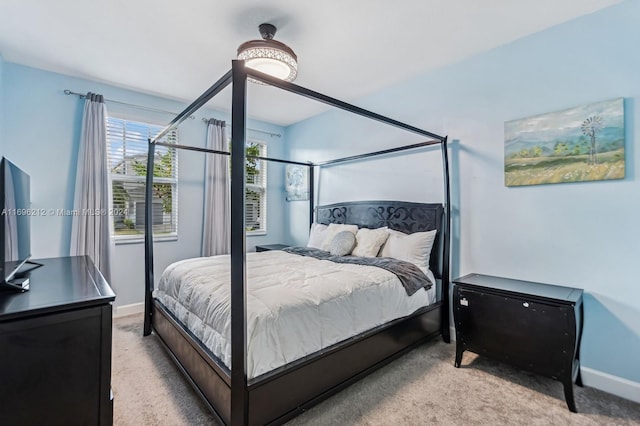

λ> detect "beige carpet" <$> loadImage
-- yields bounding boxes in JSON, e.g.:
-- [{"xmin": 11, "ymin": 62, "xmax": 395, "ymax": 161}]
[{"xmin": 112, "ymin": 314, "xmax": 640, "ymax": 425}]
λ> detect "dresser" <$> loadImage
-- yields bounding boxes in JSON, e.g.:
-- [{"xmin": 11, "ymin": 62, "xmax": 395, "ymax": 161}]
[
  {"xmin": 0, "ymin": 256, "xmax": 115, "ymax": 425},
  {"xmin": 453, "ymin": 273, "xmax": 583, "ymax": 412}
]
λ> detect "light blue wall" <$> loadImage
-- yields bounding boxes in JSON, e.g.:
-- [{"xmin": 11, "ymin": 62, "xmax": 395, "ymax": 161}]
[
  {"xmin": 0, "ymin": 62, "xmax": 287, "ymax": 308},
  {"xmin": 285, "ymin": 1, "xmax": 640, "ymax": 385}
]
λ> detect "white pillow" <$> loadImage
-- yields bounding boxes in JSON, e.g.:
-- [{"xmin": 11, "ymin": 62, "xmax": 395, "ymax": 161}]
[
  {"xmin": 380, "ymin": 229, "xmax": 437, "ymax": 270},
  {"xmin": 320, "ymin": 223, "xmax": 358, "ymax": 251},
  {"xmin": 352, "ymin": 227, "xmax": 389, "ymax": 257},
  {"xmin": 307, "ymin": 223, "xmax": 329, "ymax": 249}
]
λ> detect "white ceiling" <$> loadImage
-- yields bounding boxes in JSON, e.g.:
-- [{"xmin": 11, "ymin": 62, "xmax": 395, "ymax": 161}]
[{"xmin": 0, "ymin": 0, "xmax": 622, "ymax": 126}]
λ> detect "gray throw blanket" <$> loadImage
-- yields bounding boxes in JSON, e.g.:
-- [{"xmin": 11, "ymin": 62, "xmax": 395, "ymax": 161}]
[{"xmin": 283, "ymin": 246, "xmax": 432, "ymax": 296}]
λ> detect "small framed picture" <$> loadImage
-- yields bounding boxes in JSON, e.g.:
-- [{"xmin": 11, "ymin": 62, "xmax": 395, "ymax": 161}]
[{"xmin": 285, "ymin": 165, "xmax": 309, "ymax": 201}]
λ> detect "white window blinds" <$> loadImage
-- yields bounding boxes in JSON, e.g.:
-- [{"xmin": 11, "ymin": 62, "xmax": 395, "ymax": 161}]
[
  {"xmin": 245, "ymin": 141, "xmax": 267, "ymax": 233},
  {"xmin": 106, "ymin": 117, "xmax": 178, "ymax": 241}
]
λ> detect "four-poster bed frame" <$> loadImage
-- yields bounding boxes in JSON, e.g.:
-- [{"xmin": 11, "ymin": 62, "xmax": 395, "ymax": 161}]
[{"xmin": 144, "ymin": 60, "xmax": 451, "ymax": 425}]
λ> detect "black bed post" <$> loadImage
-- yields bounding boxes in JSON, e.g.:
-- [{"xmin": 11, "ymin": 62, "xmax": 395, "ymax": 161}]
[
  {"xmin": 230, "ymin": 60, "xmax": 249, "ymax": 426},
  {"xmin": 143, "ymin": 138, "xmax": 156, "ymax": 336},
  {"xmin": 440, "ymin": 136, "xmax": 451, "ymax": 343},
  {"xmin": 308, "ymin": 163, "xmax": 315, "ymax": 227}
]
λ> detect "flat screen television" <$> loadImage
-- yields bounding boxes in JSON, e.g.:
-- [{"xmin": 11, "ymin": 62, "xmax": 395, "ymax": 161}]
[{"xmin": 0, "ymin": 157, "xmax": 33, "ymax": 291}]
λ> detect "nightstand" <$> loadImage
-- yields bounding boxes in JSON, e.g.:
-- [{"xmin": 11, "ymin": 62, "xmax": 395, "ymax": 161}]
[
  {"xmin": 453, "ymin": 273, "xmax": 583, "ymax": 412},
  {"xmin": 255, "ymin": 244, "xmax": 290, "ymax": 252}
]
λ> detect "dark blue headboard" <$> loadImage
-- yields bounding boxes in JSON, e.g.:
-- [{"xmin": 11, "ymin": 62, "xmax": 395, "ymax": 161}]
[{"xmin": 316, "ymin": 200, "xmax": 445, "ymax": 278}]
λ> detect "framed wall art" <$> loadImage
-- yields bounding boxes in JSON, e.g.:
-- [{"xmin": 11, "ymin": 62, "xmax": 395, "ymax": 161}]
[
  {"xmin": 285, "ymin": 164, "xmax": 309, "ymax": 201},
  {"xmin": 504, "ymin": 98, "xmax": 624, "ymax": 187}
]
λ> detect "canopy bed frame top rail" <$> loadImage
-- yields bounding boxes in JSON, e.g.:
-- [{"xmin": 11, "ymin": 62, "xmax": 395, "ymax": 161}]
[{"xmin": 144, "ymin": 60, "xmax": 451, "ymax": 426}]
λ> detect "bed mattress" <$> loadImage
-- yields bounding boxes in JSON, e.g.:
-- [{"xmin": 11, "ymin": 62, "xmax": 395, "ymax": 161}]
[{"xmin": 154, "ymin": 250, "xmax": 436, "ymax": 379}]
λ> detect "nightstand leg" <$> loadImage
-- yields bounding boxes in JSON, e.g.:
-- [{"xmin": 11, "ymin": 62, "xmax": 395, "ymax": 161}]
[
  {"xmin": 454, "ymin": 343, "xmax": 463, "ymax": 368},
  {"xmin": 575, "ymin": 366, "xmax": 583, "ymax": 387},
  {"xmin": 562, "ymin": 379, "xmax": 577, "ymax": 413}
]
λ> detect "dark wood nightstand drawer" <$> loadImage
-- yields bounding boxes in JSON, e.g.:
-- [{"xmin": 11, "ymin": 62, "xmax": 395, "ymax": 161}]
[{"xmin": 255, "ymin": 244, "xmax": 290, "ymax": 252}]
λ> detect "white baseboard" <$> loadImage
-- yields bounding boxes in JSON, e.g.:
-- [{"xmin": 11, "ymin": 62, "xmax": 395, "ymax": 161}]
[
  {"xmin": 580, "ymin": 366, "xmax": 640, "ymax": 403},
  {"xmin": 113, "ymin": 302, "xmax": 144, "ymax": 318}
]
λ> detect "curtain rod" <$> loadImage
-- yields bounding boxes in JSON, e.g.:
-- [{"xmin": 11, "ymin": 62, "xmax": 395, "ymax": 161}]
[
  {"xmin": 201, "ymin": 118, "xmax": 281, "ymax": 138},
  {"xmin": 63, "ymin": 90, "xmax": 281, "ymax": 138},
  {"xmin": 64, "ymin": 89, "xmax": 196, "ymax": 120}
]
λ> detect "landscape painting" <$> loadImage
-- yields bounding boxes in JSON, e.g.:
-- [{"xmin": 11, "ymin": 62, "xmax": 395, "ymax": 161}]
[{"xmin": 505, "ymin": 98, "xmax": 624, "ymax": 187}]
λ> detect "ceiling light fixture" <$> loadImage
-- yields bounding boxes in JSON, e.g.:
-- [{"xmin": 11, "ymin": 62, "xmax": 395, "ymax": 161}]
[{"xmin": 237, "ymin": 23, "xmax": 298, "ymax": 83}]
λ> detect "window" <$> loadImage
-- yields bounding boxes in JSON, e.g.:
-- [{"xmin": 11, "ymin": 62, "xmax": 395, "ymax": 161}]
[
  {"xmin": 106, "ymin": 117, "xmax": 178, "ymax": 242},
  {"xmin": 245, "ymin": 140, "xmax": 267, "ymax": 234}
]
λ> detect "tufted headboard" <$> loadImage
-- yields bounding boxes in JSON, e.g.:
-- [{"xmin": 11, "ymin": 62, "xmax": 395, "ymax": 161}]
[{"xmin": 316, "ymin": 200, "xmax": 445, "ymax": 279}]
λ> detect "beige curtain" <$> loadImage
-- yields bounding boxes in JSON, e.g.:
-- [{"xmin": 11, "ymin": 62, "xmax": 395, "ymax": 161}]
[
  {"xmin": 202, "ymin": 119, "xmax": 230, "ymax": 256},
  {"xmin": 70, "ymin": 93, "xmax": 111, "ymax": 281}
]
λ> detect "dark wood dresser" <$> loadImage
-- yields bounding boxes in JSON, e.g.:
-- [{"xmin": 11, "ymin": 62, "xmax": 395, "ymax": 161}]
[
  {"xmin": 453, "ymin": 273, "xmax": 583, "ymax": 412},
  {"xmin": 0, "ymin": 256, "xmax": 115, "ymax": 425}
]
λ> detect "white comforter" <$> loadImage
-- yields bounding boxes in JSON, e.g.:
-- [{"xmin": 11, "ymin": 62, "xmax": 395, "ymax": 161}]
[{"xmin": 154, "ymin": 250, "xmax": 435, "ymax": 379}]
